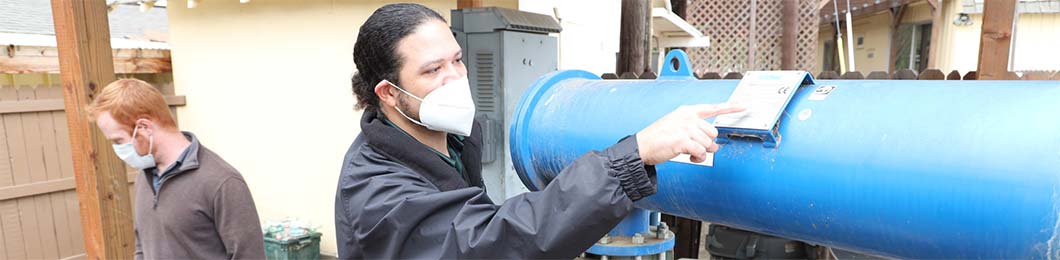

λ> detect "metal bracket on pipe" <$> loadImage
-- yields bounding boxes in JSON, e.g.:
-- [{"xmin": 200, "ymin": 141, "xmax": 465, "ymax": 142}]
[{"xmin": 658, "ymin": 49, "xmax": 697, "ymax": 80}]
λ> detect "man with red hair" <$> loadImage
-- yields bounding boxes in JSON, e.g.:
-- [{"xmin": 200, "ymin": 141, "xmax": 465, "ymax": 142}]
[{"xmin": 87, "ymin": 78, "xmax": 265, "ymax": 259}]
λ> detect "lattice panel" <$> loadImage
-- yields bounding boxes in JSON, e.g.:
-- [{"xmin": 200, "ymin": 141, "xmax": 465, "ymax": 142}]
[
  {"xmin": 796, "ymin": 0, "xmax": 819, "ymax": 73},
  {"xmin": 756, "ymin": 0, "xmax": 783, "ymax": 71},
  {"xmin": 686, "ymin": 0, "xmax": 818, "ymax": 74}
]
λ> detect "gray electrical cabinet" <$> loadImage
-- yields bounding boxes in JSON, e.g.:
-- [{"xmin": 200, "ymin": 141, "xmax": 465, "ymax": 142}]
[{"xmin": 451, "ymin": 7, "xmax": 561, "ymax": 202}]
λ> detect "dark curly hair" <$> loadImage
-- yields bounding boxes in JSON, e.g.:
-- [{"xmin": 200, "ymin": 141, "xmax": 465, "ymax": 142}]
[{"xmin": 351, "ymin": 3, "xmax": 446, "ymax": 111}]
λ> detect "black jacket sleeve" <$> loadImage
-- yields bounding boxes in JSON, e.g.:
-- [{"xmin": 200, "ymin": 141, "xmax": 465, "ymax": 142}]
[{"xmin": 340, "ymin": 135, "xmax": 656, "ymax": 259}]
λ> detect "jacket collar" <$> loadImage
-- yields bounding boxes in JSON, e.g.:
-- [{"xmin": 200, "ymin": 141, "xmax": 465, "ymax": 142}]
[
  {"xmin": 175, "ymin": 131, "xmax": 202, "ymax": 173},
  {"xmin": 141, "ymin": 131, "xmax": 201, "ymax": 182},
  {"xmin": 360, "ymin": 110, "xmax": 483, "ymax": 191}
]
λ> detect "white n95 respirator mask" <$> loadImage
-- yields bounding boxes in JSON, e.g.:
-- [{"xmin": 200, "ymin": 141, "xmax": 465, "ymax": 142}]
[{"xmin": 387, "ymin": 76, "xmax": 476, "ymax": 136}]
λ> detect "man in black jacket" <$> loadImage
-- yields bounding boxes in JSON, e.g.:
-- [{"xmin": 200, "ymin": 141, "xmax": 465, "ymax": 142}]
[{"xmin": 335, "ymin": 3, "xmax": 742, "ymax": 259}]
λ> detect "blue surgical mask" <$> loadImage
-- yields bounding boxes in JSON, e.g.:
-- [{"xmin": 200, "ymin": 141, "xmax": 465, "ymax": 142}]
[{"xmin": 112, "ymin": 126, "xmax": 155, "ymax": 169}]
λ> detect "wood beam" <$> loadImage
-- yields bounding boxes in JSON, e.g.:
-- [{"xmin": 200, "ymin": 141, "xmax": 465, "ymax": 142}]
[
  {"xmin": 888, "ymin": 4, "xmax": 907, "ymax": 74},
  {"xmin": 926, "ymin": 0, "xmax": 944, "ymax": 69},
  {"xmin": 821, "ymin": 0, "xmax": 916, "ymax": 25},
  {"xmin": 618, "ymin": 0, "xmax": 649, "ymax": 75},
  {"xmin": 977, "ymin": 0, "xmax": 1017, "ymax": 80},
  {"xmin": 781, "ymin": 0, "xmax": 799, "ymax": 70},
  {"xmin": 457, "ymin": 0, "xmax": 482, "ymax": 9},
  {"xmin": 49, "ymin": 0, "xmax": 135, "ymax": 259},
  {"xmin": 0, "ymin": 95, "xmax": 186, "ymax": 115},
  {"xmin": 0, "ymin": 54, "xmax": 172, "ymax": 74},
  {"xmin": 2, "ymin": 46, "xmax": 171, "ymax": 74}
]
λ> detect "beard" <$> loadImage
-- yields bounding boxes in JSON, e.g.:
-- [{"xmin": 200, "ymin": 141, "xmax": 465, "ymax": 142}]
[{"xmin": 397, "ymin": 94, "xmax": 423, "ymax": 123}]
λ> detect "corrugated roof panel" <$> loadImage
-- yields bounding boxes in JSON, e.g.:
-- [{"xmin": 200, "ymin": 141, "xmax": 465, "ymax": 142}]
[
  {"xmin": 961, "ymin": 0, "xmax": 1060, "ymax": 14},
  {"xmin": 0, "ymin": 32, "xmax": 170, "ymax": 50},
  {"xmin": 0, "ymin": 0, "xmax": 168, "ymax": 39}
]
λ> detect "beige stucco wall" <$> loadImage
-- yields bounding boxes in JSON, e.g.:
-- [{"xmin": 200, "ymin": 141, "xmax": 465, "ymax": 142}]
[
  {"xmin": 930, "ymin": 0, "xmax": 1060, "ymax": 73},
  {"xmin": 934, "ymin": 0, "xmax": 981, "ymax": 73},
  {"xmin": 849, "ymin": 12, "xmax": 894, "ymax": 73},
  {"xmin": 901, "ymin": 1, "xmax": 934, "ymax": 24},
  {"xmin": 821, "ymin": 0, "xmax": 1060, "ymax": 74},
  {"xmin": 167, "ymin": 0, "xmax": 515, "ymax": 256},
  {"xmin": 816, "ymin": 11, "xmax": 892, "ymax": 74},
  {"xmin": 816, "ymin": 2, "xmax": 934, "ymax": 74},
  {"xmin": 1010, "ymin": 13, "xmax": 1060, "ymax": 71},
  {"xmin": 518, "ymin": 0, "xmax": 622, "ymax": 75}
]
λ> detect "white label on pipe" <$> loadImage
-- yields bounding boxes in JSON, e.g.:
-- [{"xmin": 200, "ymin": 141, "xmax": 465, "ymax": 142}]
[
  {"xmin": 714, "ymin": 71, "xmax": 809, "ymax": 130},
  {"xmin": 669, "ymin": 153, "xmax": 714, "ymax": 167},
  {"xmin": 808, "ymin": 85, "xmax": 836, "ymax": 101}
]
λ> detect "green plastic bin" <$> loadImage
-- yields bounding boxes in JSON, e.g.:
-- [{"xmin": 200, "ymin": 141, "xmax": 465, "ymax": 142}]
[{"xmin": 264, "ymin": 232, "xmax": 322, "ymax": 260}]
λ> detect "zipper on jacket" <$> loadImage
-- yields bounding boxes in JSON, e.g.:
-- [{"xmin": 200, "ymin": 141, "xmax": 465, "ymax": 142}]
[{"xmin": 152, "ymin": 174, "xmax": 177, "ymax": 209}]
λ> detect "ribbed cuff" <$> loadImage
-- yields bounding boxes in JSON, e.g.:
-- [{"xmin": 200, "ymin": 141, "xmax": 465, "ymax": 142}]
[{"xmin": 605, "ymin": 135, "xmax": 657, "ymax": 201}]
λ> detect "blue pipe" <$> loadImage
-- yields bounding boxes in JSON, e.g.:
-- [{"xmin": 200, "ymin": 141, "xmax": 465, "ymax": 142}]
[
  {"xmin": 511, "ymin": 50, "xmax": 1060, "ymax": 259},
  {"xmin": 609, "ymin": 208, "xmax": 650, "ymax": 237}
]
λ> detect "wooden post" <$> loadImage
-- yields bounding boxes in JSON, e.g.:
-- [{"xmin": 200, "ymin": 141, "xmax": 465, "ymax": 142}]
[
  {"xmin": 618, "ymin": 0, "xmax": 649, "ymax": 75},
  {"xmin": 976, "ymin": 0, "xmax": 1017, "ymax": 80},
  {"xmin": 457, "ymin": 0, "xmax": 482, "ymax": 9},
  {"xmin": 926, "ymin": 0, "xmax": 944, "ymax": 69},
  {"xmin": 888, "ymin": 4, "xmax": 907, "ymax": 74},
  {"xmin": 781, "ymin": 0, "xmax": 799, "ymax": 70},
  {"xmin": 671, "ymin": 0, "xmax": 687, "ymax": 18},
  {"xmin": 668, "ymin": 0, "xmax": 689, "ymax": 54},
  {"xmin": 749, "ymin": 0, "xmax": 758, "ymax": 70},
  {"xmin": 49, "ymin": 1, "xmax": 135, "ymax": 259}
]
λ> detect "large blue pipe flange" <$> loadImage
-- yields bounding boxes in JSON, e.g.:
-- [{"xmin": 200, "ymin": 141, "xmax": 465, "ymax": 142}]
[{"xmin": 587, "ymin": 224, "xmax": 675, "ymax": 258}]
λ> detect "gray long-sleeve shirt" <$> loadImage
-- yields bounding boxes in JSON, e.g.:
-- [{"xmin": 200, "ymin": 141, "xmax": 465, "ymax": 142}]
[
  {"xmin": 134, "ymin": 132, "xmax": 265, "ymax": 260},
  {"xmin": 334, "ymin": 111, "xmax": 656, "ymax": 259}
]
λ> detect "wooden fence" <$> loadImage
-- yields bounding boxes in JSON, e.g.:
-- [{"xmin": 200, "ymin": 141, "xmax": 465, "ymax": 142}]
[{"xmin": 0, "ymin": 73, "xmax": 182, "ymax": 259}]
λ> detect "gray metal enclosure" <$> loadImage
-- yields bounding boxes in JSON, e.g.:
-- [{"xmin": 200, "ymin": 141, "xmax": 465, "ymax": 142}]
[{"xmin": 450, "ymin": 7, "xmax": 561, "ymax": 202}]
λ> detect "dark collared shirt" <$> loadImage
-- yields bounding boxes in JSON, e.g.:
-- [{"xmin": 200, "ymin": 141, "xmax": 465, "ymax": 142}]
[
  {"xmin": 380, "ymin": 117, "xmax": 468, "ymax": 182},
  {"xmin": 145, "ymin": 145, "xmax": 190, "ymax": 193}
]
